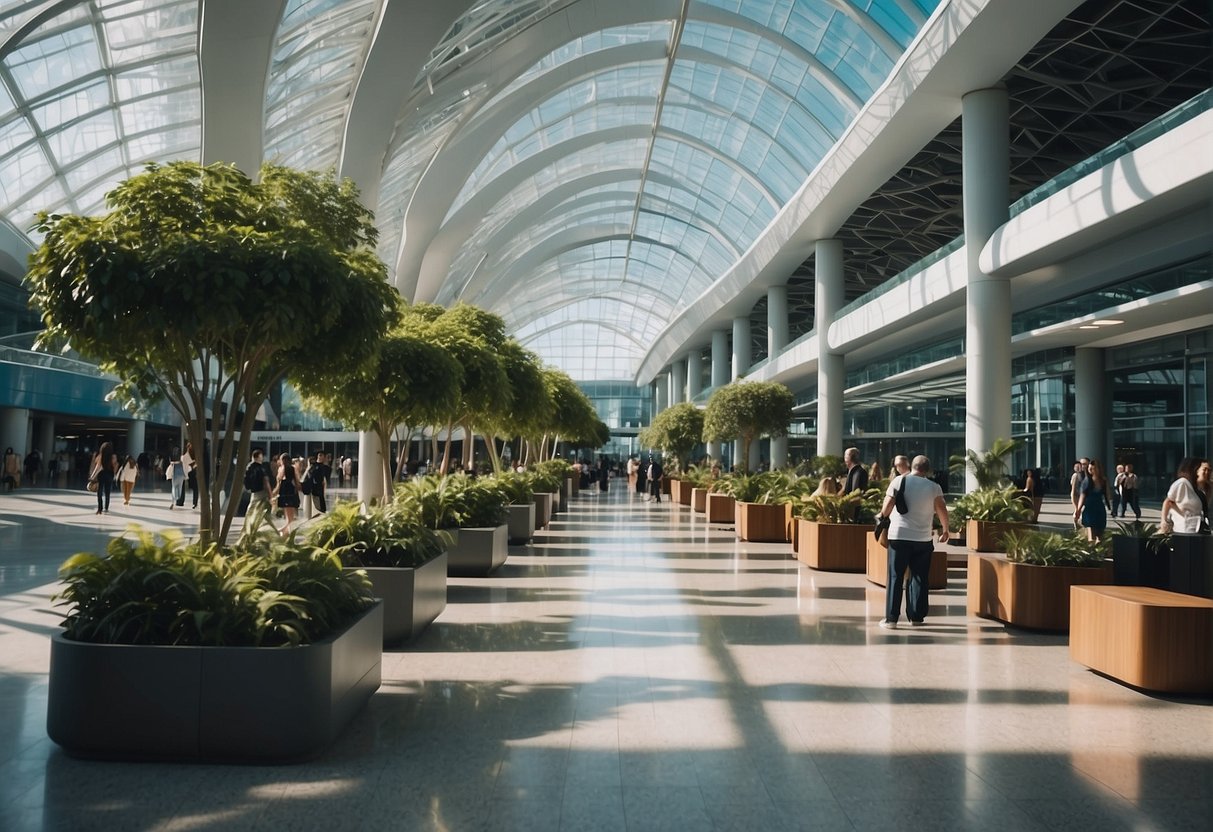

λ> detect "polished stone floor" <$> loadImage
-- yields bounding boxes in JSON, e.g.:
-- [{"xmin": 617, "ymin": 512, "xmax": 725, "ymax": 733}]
[{"xmin": 0, "ymin": 484, "xmax": 1209, "ymax": 831}]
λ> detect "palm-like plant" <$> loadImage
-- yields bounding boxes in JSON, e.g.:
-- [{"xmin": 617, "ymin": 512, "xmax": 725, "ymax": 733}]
[
  {"xmin": 1002, "ymin": 528, "xmax": 1108, "ymax": 567},
  {"xmin": 949, "ymin": 438, "xmax": 1025, "ymax": 490},
  {"xmin": 795, "ymin": 487, "xmax": 884, "ymax": 524},
  {"xmin": 952, "ymin": 487, "xmax": 1033, "ymax": 523}
]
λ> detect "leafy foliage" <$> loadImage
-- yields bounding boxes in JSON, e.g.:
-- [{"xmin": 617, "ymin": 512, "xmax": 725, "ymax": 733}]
[
  {"xmin": 796, "ymin": 488, "xmax": 885, "ymax": 524},
  {"xmin": 702, "ymin": 382, "xmax": 794, "ymax": 473},
  {"xmin": 26, "ymin": 162, "xmax": 397, "ymax": 543},
  {"xmin": 713, "ymin": 471, "xmax": 809, "ymax": 504},
  {"xmin": 483, "ymin": 472, "xmax": 535, "ymax": 505},
  {"xmin": 394, "ymin": 475, "xmax": 510, "ymax": 529},
  {"xmin": 1002, "ymin": 529, "xmax": 1109, "ymax": 567},
  {"xmin": 308, "ymin": 501, "xmax": 447, "ymax": 569},
  {"xmin": 55, "ymin": 527, "xmax": 374, "ymax": 647},
  {"xmin": 1111, "ymin": 520, "xmax": 1170, "ymax": 554},
  {"xmin": 949, "ymin": 438, "xmax": 1024, "ymax": 490},
  {"xmin": 953, "ymin": 487, "xmax": 1033, "ymax": 522},
  {"xmin": 638, "ymin": 403, "xmax": 704, "ymax": 474},
  {"xmin": 796, "ymin": 455, "xmax": 847, "ymax": 479}
]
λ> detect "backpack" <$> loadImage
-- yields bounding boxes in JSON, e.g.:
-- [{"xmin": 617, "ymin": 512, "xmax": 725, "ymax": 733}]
[
  {"xmin": 300, "ymin": 467, "xmax": 314, "ymax": 495},
  {"xmin": 244, "ymin": 463, "xmax": 263, "ymax": 493}
]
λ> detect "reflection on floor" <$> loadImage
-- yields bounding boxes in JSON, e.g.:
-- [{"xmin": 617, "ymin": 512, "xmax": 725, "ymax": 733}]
[{"xmin": 0, "ymin": 486, "xmax": 1209, "ymax": 831}]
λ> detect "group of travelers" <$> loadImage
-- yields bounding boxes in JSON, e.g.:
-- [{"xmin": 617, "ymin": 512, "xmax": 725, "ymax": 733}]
[
  {"xmin": 626, "ymin": 455, "xmax": 665, "ymax": 503},
  {"xmin": 242, "ymin": 449, "xmax": 332, "ymax": 536}
]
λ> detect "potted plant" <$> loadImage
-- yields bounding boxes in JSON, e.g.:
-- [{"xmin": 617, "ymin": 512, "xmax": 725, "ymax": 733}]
[
  {"xmin": 705, "ymin": 476, "xmax": 737, "ymax": 524},
  {"xmin": 47, "ymin": 527, "xmax": 382, "ymax": 761},
  {"xmin": 524, "ymin": 467, "xmax": 561, "ymax": 530},
  {"xmin": 968, "ymin": 528, "xmax": 1112, "ymax": 630},
  {"xmin": 953, "ymin": 487, "xmax": 1033, "ymax": 552},
  {"xmin": 1110, "ymin": 521, "xmax": 1170, "ymax": 588},
  {"xmin": 488, "ymin": 471, "xmax": 538, "ymax": 543},
  {"xmin": 310, "ymin": 502, "xmax": 448, "ymax": 644},
  {"xmin": 398, "ymin": 476, "xmax": 510, "ymax": 576},
  {"xmin": 680, "ymin": 465, "xmax": 714, "ymax": 513},
  {"xmin": 795, "ymin": 489, "xmax": 881, "ymax": 572},
  {"xmin": 717, "ymin": 471, "xmax": 804, "ymax": 543}
]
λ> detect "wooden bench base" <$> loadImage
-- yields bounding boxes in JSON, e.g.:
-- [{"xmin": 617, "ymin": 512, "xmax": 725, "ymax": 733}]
[
  {"xmin": 1070, "ymin": 585, "xmax": 1213, "ymax": 694},
  {"xmin": 865, "ymin": 539, "xmax": 948, "ymax": 589}
]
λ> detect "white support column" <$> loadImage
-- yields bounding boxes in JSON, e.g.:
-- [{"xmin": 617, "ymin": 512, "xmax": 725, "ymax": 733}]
[
  {"xmin": 767, "ymin": 284, "xmax": 788, "ymax": 357},
  {"xmin": 708, "ymin": 330, "xmax": 729, "ymax": 462},
  {"xmin": 687, "ymin": 350, "xmax": 703, "ymax": 402},
  {"xmin": 732, "ymin": 316, "xmax": 751, "ymax": 380},
  {"xmin": 671, "ymin": 360, "xmax": 686, "ymax": 405},
  {"xmin": 816, "ymin": 239, "xmax": 844, "ymax": 457},
  {"xmin": 655, "ymin": 372, "xmax": 669, "ymax": 413},
  {"xmin": 963, "ymin": 87, "xmax": 1011, "ymax": 490},
  {"xmin": 1, "ymin": 407, "xmax": 30, "ymax": 466},
  {"xmin": 358, "ymin": 430, "xmax": 386, "ymax": 505},
  {"xmin": 1074, "ymin": 347, "xmax": 1109, "ymax": 464},
  {"xmin": 126, "ymin": 419, "xmax": 146, "ymax": 459}
]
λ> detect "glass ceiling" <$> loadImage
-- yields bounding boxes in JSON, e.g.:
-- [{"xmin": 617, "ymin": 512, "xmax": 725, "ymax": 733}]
[{"xmin": 0, "ymin": 0, "xmax": 940, "ymax": 381}]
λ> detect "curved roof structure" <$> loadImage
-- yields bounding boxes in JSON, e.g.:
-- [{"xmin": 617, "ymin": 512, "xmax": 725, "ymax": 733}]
[{"xmin": 0, "ymin": 0, "xmax": 939, "ymax": 381}]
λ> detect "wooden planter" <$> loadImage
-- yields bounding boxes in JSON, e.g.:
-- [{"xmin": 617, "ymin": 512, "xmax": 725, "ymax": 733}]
[
  {"xmin": 668, "ymin": 479, "xmax": 684, "ymax": 504},
  {"xmin": 661, "ymin": 477, "xmax": 672, "ymax": 495},
  {"xmin": 736, "ymin": 501, "xmax": 790, "ymax": 543},
  {"xmin": 706, "ymin": 492, "xmax": 735, "ymax": 524},
  {"xmin": 532, "ymin": 492, "xmax": 554, "ymax": 530},
  {"xmin": 967, "ymin": 553, "xmax": 1112, "ymax": 630},
  {"xmin": 865, "ymin": 537, "xmax": 947, "ymax": 588},
  {"xmin": 967, "ymin": 519, "xmax": 1032, "ymax": 553},
  {"xmin": 677, "ymin": 480, "xmax": 693, "ymax": 506},
  {"xmin": 446, "ymin": 525, "xmax": 509, "ymax": 576},
  {"xmin": 507, "ymin": 503, "xmax": 536, "ymax": 544},
  {"xmin": 691, "ymin": 488, "xmax": 707, "ymax": 513},
  {"xmin": 350, "ymin": 556, "xmax": 447, "ymax": 645},
  {"xmin": 795, "ymin": 519, "xmax": 866, "ymax": 571},
  {"xmin": 47, "ymin": 602, "xmax": 383, "ymax": 762}
]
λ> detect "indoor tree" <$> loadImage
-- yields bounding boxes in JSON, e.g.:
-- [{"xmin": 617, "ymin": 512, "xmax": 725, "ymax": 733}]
[
  {"xmin": 477, "ymin": 340, "xmax": 551, "ymax": 473},
  {"xmin": 702, "ymin": 381, "xmax": 794, "ymax": 474},
  {"xmin": 26, "ymin": 161, "xmax": 397, "ymax": 543},
  {"xmin": 949, "ymin": 437, "xmax": 1025, "ymax": 490},
  {"xmin": 638, "ymin": 402, "xmax": 704, "ymax": 474}
]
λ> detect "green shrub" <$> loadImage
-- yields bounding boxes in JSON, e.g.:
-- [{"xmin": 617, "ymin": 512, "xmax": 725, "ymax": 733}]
[
  {"xmin": 309, "ymin": 501, "xmax": 447, "ymax": 569},
  {"xmin": 394, "ymin": 474, "xmax": 509, "ymax": 529},
  {"xmin": 55, "ymin": 527, "xmax": 374, "ymax": 647},
  {"xmin": 1002, "ymin": 528, "xmax": 1108, "ymax": 567},
  {"xmin": 484, "ymin": 472, "xmax": 533, "ymax": 505},
  {"xmin": 795, "ymin": 487, "xmax": 884, "ymax": 524},
  {"xmin": 953, "ymin": 487, "xmax": 1033, "ymax": 523}
]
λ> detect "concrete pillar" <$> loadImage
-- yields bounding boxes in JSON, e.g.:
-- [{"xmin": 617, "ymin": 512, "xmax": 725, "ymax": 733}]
[
  {"xmin": 687, "ymin": 350, "xmax": 703, "ymax": 401},
  {"xmin": 770, "ymin": 436, "xmax": 788, "ymax": 470},
  {"xmin": 963, "ymin": 86, "xmax": 1011, "ymax": 491},
  {"xmin": 711, "ymin": 330, "xmax": 729, "ymax": 388},
  {"xmin": 126, "ymin": 419, "xmax": 146, "ymax": 459},
  {"xmin": 1074, "ymin": 347, "xmax": 1109, "ymax": 464},
  {"xmin": 357, "ymin": 430, "xmax": 385, "ymax": 505},
  {"xmin": 671, "ymin": 360, "xmax": 686, "ymax": 405},
  {"xmin": 655, "ymin": 372, "xmax": 669, "ymax": 412},
  {"xmin": 732, "ymin": 316, "xmax": 751, "ymax": 380},
  {"xmin": 749, "ymin": 438, "xmax": 763, "ymax": 472},
  {"xmin": 1, "ymin": 407, "xmax": 30, "ymax": 464},
  {"xmin": 768, "ymin": 284, "xmax": 788, "ymax": 357},
  {"xmin": 816, "ymin": 239, "xmax": 844, "ymax": 456}
]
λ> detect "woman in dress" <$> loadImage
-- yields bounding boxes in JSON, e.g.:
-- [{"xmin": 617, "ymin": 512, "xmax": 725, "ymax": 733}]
[
  {"xmin": 91, "ymin": 441, "xmax": 117, "ymax": 515},
  {"xmin": 181, "ymin": 441, "xmax": 197, "ymax": 509},
  {"xmin": 1076, "ymin": 459, "xmax": 1112, "ymax": 542},
  {"xmin": 166, "ymin": 446, "xmax": 186, "ymax": 508},
  {"xmin": 1161, "ymin": 457, "xmax": 1207, "ymax": 534},
  {"xmin": 118, "ymin": 454, "xmax": 138, "ymax": 506},
  {"xmin": 273, "ymin": 452, "xmax": 301, "ymax": 536}
]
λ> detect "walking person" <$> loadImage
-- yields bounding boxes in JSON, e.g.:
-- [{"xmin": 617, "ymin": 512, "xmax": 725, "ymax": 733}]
[
  {"xmin": 90, "ymin": 441, "xmax": 117, "ymax": 515},
  {"xmin": 243, "ymin": 448, "xmax": 277, "ymax": 530},
  {"xmin": 166, "ymin": 446, "xmax": 186, "ymax": 508},
  {"xmin": 647, "ymin": 456, "xmax": 663, "ymax": 504},
  {"xmin": 1069, "ymin": 459, "xmax": 1089, "ymax": 530},
  {"xmin": 1076, "ymin": 459, "xmax": 1112, "ymax": 543},
  {"xmin": 3, "ymin": 446, "xmax": 21, "ymax": 490},
  {"xmin": 1111, "ymin": 464, "xmax": 1126, "ymax": 519},
  {"xmin": 23, "ymin": 449, "xmax": 40, "ymax": 487},
  {"xmin": 877, "ymin": 455, "xmax": 950, "ymax": 629},
  {"xmin": 843, "ymin": 448, "xmax": 868, "ymax": 494},
  {"xmin": 309, "ymin": 451, "xmax": 331, "ymax": 516},
  {"xmin": 636, "ymin": 456, "xmax": 648, "ymax": 499},
  {"xmin": 597, "ymin": 458, "xmax": 609, "ymax": 493},
  {"xmin": 1120, "ymin": 463, "xmax": 1141, "ymax": 519},
  {"xmin": 1196, "ymin": 460, "xmax": 1212, "ymax": 530},
  {"xmin": 273, "ymin": 452, "xmax": 301, "ymax": 536},
  {"xmin": 1160, "ymin": 457, "xmax": 1207, "ymax": 534},
  {"xmin": 182, "ymin": 442, "xmax": 198, "ymax": 509},
  {"xmin": 118, "ymin": 455, "xmax": 138, "ymax": 506}
]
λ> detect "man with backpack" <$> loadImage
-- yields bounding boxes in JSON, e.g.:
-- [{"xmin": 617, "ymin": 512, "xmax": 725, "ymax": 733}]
[
  {"xmin": 244, "ymin": 448, "xmax": 276, "ymax": 529},
  {"xmin": 304, "ymin": 451, "xmax": 331, "ymax": 517}
]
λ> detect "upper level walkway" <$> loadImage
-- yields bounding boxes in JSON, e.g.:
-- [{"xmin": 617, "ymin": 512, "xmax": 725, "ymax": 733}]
[{"xmin": 0, "ymin": 482, "xmax": 1205, "ymax": 831}]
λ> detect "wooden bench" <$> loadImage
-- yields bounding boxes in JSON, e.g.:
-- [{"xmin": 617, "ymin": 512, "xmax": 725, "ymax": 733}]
[{"xmin": 1070, "ymin": 586, "xmax": 1213, "ymax": 694}]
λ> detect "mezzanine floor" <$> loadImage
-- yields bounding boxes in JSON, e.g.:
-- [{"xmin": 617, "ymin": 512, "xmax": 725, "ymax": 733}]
[{"xmin": 0, "ymin": 484, "xmax": 1208, "ymax": 831}]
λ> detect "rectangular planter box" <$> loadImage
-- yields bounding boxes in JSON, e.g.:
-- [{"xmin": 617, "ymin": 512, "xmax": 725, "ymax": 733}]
[
  {"xmin": 446, "ymin": 524, "xmax": 509, "ymax": 576},
  {"xmin": 691, "ymin": 488, "xmax": 707, "ymax": 513},
  {"xmin": 865, "ymin": 536, "xmax": 948, "ymax": 588},
  {"xmin": 562, "ymin": 477, "xmax": 575, "ymax": 502},
  {"xmin": 568, "ymin": 474, "xmax": 579, "ymax": 496},
  {"xmin": 706, "ymin": 492, "xmax": 735, "ymax": 524},
  {"xmin": 1112, "ymin": 536, "xmax": 1168, "ymax": 589},
  {"xmin": 795, "ymin": 519, "xmax": 867, "ymax": 571},
  {"xmin": 1167, "ymin": 533, "xmax": 1213, "ymax": 599},
  {"xmin": 669, "ymin": 479, "xmax": 694, "ymax": 506},
  {"xmin": 967, "ymin": 520, "xmax": 1032, "ymax": 553},
  {"xmin": 47, "ymin": 601, "xmax": 383, "ymax": 762},
  {"xmin": 967, "ymin": 553, "xmax": 1112, "ymax": 631},
  {"xmin": 352, "ymin": 556, "xmax": 447, "ymax": 645},
  {"xmin": 507, "ymin": 503, "xmax": 536, "ymax": 543},
  {"xmin": 533, "ymin": 492, "xmax": 554, "ymax": 530},
  {"xmin": 736, "ymin": 501, "xmax": 791, "ymax": 543}
]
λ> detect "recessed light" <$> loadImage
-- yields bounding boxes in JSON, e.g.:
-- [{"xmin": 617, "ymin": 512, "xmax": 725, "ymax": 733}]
[
  {"xmin": 1091, "ymin": 319, "xmax": 1123, "ymax": 326},
  {"xmin": 1079, "ymin": 325, "xmax": 1100, "ymax": 330}
]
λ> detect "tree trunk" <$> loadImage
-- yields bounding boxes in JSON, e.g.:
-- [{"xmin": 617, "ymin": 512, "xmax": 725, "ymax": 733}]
[{"xmin": 440, "ymin": 421, "xmax": 454, "ymax": 475}]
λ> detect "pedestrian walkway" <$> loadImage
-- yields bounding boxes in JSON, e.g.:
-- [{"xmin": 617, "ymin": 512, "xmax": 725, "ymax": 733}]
[{"xmin": 0, "ymin": 485, "xmax": 1207, "ymax": 830}]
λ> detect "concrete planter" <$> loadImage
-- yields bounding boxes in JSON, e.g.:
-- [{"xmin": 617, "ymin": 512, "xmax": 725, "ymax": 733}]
[
  {"xmin": 967, "ymin": 519, "xmax": 1032, "ymax": 553},
  {"xmin": 706, "ymin": 492, "xmax": 735, "ymax": 524},
  {"xmin": 350, "ymin": 556, "xmax": 447, "ymax": 645},
  {"xmin": 533, "ymin": 492, "xmax": 554, "ymax": 530},
  {"xmin": 507, "ymin": 503, "xmax": 536, "ymax": 543},
  {"xmin": 568, "ymin": 474, "xmax": 579, "ymax": 496},
  {"xmin": 47, "ymin": 601, "xmax": 383, "ymax": 762},
  {"xmin": 968, "ymin": 553, "xmax": 1112, "ymax": 630},
  {"xmin": 736, "ymin": 502, "xmax": 791, "ymax": 543},
  {"xmin": 865, "ymin": 536, "xmax": 948, "ymax": 588},
  {"xmin": 446, "ymin": 525, "xmax": 509, "ymax": 576},
  {"xmin": 795, "ymin": 519, "xmax": 866, "ymax": 571},
  {"xmin": 562, "ymin": 476, "xmax": 575, "ymax": 502},
  {"xmin": 691, "ymin": 488, "xmax": 707, "ymax": 513}
]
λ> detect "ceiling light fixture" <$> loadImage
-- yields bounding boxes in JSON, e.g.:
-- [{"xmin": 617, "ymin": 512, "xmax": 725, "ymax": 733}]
[
  {"xmin": 1079, "ymin": 325, "xmax": 1099, "ymax": 329},
  {"xmin": 1091, "ymin": 319, "xmax": 1123, "ymax": 326}
]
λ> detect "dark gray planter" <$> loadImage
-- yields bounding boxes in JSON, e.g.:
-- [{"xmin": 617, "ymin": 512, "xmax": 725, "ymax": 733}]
[
  {"xmin": 47, "ymin": 601, "xmax": 383, "ymax": 762},
  {"xmin": 533, "ymin": 492, "xmax": 553, "ymax": 530},
  {"xmin": 1112, "ymin": 536, "xmax": 1167, "ymax": 588},
  {"xmin": 446, "ymin": 525, "xmax": 508, "ymax": 576},
  {"xmin": 348, "ymin": 554, "xmax": 447, "ymax": 644},
  {"xmin": 1168, "ymin": 533, "xmax": 1213, "ymax": 599},
  {"xmin": 562, "ymin": 476, "xmax": 575, "ymax": 501},
  {"xmin": 507, "ymin": 503, "xmax": 536, "ymax": 543}
]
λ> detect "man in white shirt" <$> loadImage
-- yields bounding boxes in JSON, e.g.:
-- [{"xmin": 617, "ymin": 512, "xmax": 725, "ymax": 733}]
[
  {"xmin": 1111, "ymin": 464, "xmax": 1126, "ymax": 518},
  {"xmin": 875, "ymin": 455, "xmax": 950, "ymax": 629},
  {"xmin": 1120, "ymin": 464, "xmax": 1140, "ymax": 519}
]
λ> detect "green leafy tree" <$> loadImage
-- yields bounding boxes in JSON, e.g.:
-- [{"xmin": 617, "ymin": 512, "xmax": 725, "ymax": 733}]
[
  {"xmin": 702, "ymin": 381, "xmax": 794, "ymax": 474},
  {"xmin": 478, "ymin": 340, "xmax": 551, "ymax": 473},
  {"xmin": 302, "ymin": 308, "xmax": 462, "ymax": 500},
  {"xmin": 26, "ymin": 161, "xmax": 396, "ymax": 543},
  {"xmin": 639, "ymin": 402, "xmax": 704, "ymax": 474},
  {"xmin": 537, "ymin": 368, "xmax": 601, "ymax": 461}
]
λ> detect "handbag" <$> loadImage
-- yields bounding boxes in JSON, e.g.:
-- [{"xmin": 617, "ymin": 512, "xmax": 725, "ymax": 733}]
[
  {"xmin": 86, "ymin": 463, "xmax": 101, "ymax": 492},
  {"xmin": 86, "ymin": 479, "xmax": 99, "ymax": 493},
  {"xmin": 873, "ymin": 514, "xmax": 890, "ymax": 548}
]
